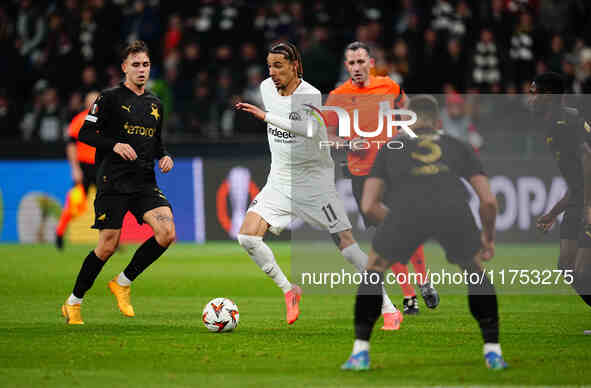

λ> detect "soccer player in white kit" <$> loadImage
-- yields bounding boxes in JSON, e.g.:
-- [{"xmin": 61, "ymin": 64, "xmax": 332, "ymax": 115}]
[{"xmin": 234, "ymin": 41, "xmax": 401, "ymax": 329}]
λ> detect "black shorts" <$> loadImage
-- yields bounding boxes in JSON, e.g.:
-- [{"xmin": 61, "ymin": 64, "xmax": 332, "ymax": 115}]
[
  {"xmin": 92, "ymin": 186, "xmax": 172, "ymax": 230},
  {"xmin": 560, "ymin": 205, "xmax": 591, "ymax": 248},
  {"xmin": 351, "ymin": 174, "xmax": 379, "ymax": 227},
  {"xmin": 80, "ymin": 163, "xmax": 97, "ymax": 193},
  {"xmin": 372, "ymin": 200, "xmax": 481, "ymax": 265}
]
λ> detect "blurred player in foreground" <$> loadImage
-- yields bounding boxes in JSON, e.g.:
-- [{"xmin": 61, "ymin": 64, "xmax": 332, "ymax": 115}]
[
  {"xmin": 532, "ymin": 72, "xmax": 591, "ymax": 328},
  {"xmin": 235, "ymin": 41, "xmax": 402, "ymax": 329},
  {"xmin": 325, "ymin": 41, "xmax": 438, "ymax": 314},
  {"xmin": 342, "ymin": 95, "xmax": 506, "ymax": 371},
  {"xmin": 55, "ymin": 90, "xmax": 100, "ymax": 250}
]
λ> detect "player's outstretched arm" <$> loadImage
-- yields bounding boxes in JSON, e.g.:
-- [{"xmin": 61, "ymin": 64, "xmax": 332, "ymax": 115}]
[
  {"xmin": 469, "ymin": 174, "xmax": 497, "ymax": 260},
  {"xmin": 360, "ymin": 177, "xmax": 389, "ymax": 224},
  {"xmin": 234, "ymin": 102, "xmax": 320, "ymax": 138}
]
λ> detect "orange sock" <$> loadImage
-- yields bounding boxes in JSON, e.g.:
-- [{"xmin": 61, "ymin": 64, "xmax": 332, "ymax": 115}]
[
  {"xmin": 56, "ymin": 196, "xmax": 72, "ymax": 237},
  {"xmin": 410, "ymin": 245, "xmax": 427, "ymax": 285},
  {"xmin": 391, "ymin": 262, "xmax": 416, "ymax": 298}
]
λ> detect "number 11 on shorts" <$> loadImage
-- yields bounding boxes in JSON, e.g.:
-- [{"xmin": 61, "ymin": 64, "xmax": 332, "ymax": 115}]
[{"xmin": 322, "ymin": 204, "xmax": 338, "ymax": 222}]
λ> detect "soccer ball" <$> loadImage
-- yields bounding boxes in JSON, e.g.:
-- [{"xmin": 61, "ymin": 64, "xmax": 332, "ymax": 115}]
[{"xmin": 202, "ymin": 298, "xmax": 239, "ymax": 332}]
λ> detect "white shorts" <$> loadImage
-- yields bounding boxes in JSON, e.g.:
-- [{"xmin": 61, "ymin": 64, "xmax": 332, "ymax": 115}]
[{"xmin": 248, "ymin": 184, "xmax": 352, "ymax": 235}]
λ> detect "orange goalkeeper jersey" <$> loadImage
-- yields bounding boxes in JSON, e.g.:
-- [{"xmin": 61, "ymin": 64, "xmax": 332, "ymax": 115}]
[
  {"xmin": 325, "ymin": 76, "xmax": 406, "ymax": 176},
  {"xmin": 68, "ymin": 109, "xmax": 96, "ymax": 165}
]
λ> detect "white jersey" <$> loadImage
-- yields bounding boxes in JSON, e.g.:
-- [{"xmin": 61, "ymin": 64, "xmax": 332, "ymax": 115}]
[{"xmin": 260, "ymin": 77, "xmax": 334, "ymax": 199}]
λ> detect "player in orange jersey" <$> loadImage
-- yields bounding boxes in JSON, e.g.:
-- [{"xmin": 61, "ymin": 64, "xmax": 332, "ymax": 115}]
[
  {"xmin": 55, "ymin": 91, "xmax": 100, "ymax": 250},
  {"xmin": 325, "ymin": 42, "xmax": 439, "ymax": 314}
]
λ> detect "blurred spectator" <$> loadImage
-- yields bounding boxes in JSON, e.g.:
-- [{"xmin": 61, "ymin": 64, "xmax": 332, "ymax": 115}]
[
  {"xmin": 92, "ymin": 0, "xmax": 123, "ymax": 68},
  {"xmin": 288, "ymin": 1, "xmax": 307, "ymax": 46},
  {"xmin": 62, "ymin": 91, "xmax": 84, "ymax": 125},
  {"xmin": 509, "ymin": 12, "xmax": 537, "ymax": 85},
  {"xmin": 580, "ymin": 48, "xmax": 591, "ymax": 93},
  {"xmin": 15, "ymin": 0, "xmax": 46, "ymax": 67},
  {"xmin": 45, "ymin": 12, "xmax": 80, "ymax": 96},
  {"xmin": 104, "ymin": 64, "xmax": 122, "ymax": 88},
  {"xmin": 539, "ymin": 0, "xmax": 573, "ymax": 35},
  {"xmin": 241, "ymin": 66, "xmax": 264, "ymax": 107},
  {"xmin": 78, "ymin": 6, "xmax": 98, "ymax": 65},
  {"xmin": 20, "ymin": 79, "xmax": 47, "ymax": 140},
  {"xmin": 32, "ymin": 87, "xmax": 63, "ymax": 142},
  {"xmin": 164, "ymin": 13, "xmax": 183, "ymax": 59},
  {"xmin": 122, "ymin": 0, "xmax": 161, "ymax": 62},
  {"xmin": 414, "ymin": 28, "xmax": 441, "ymax": 92},
  {"xmin": 472, "ymin": 28, "xmax": 501, "ymax": 91},
  {"xmin": 185, "ymin": 83, "xmax": 213, "ymax": 137},
  {"xmin": 546, "ymin": 34, "xmax": 565, "ymax": 73},
  {"xmin": 480, "ymin": 0, "xmax": 512, "ymax": 48},
  {"xmin": 394, "ymin": 0, "xmax": 416, "ymax": 37},
  {"xmin": 389, "ymin": 39, "xmax": 412, "ymax": 87},
  {"xmin": 441, "ymin": 92, "xmax": 483, "ymax": 151},
  {"xmin": 212, "ymin": 44, "xmax": 237, "ymax": 78},
  {"xmin": 440, "ymin": 38, "xmax": 468, "ymax": 92},
  {"xmin": 431, "ymin": 0, "xmax": 468, "ymax": 39},
  {"xmin": 302, "ymin": 26, "xmax": 339, "ymax": 93},
  {"xmin": 212, "ymin": 70, "xmax": 238, "ymax": 138},
  {"xmin": 0, "ymin": 89, "xmax": 20, "ymax": 140},
  {"xmin": 78, "ymin": 65, "xmax": 101, "ymax": 96}
]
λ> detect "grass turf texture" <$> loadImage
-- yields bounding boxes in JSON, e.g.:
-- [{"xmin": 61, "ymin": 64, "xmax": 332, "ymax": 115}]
[{"xmin": 0, "ymin": 242, "xmax": 589, "ymax": 387}]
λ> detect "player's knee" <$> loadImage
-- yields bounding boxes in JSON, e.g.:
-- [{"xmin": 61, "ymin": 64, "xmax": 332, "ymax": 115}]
[
  {"xmin": 154, "ymin": 223, "xmax": 175, "ymax": 247},
  {"xmin": 96, "ymin": 241, "xmax": 118, "ymax": 260},
  {"xmin": 237, "ymin": 233, "xmax": 261, "ymax": 252}
]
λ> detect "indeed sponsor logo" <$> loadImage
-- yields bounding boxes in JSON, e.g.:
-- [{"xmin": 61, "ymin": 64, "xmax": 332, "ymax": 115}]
[{"xmin": 268, "ymin": 126, "xmax": 296, "ymax": 139}]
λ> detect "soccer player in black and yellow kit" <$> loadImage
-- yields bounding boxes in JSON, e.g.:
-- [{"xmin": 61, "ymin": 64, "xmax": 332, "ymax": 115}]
[
  {"xmin": 532, "ymin": 73, "xmax": 591, "ymax": 325},
  {"xmin": 342, "ymin": 95, "xmax": 507, "ymax": 371},
  {"xmin": 61, "ymin": 40, "xmax": 176, "ymax": 324}
]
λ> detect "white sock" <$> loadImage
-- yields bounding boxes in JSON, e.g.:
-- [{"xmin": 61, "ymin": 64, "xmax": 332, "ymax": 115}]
[
  {"xmin": 238, "ymin": 234, "xmax": 292, "ymax": 294},
  {"xmin": 341, "ymin": 243, "xmax": 367, "ymax": 272},
  {"xmin": 352, "ymin": 339, "xmax": 369, "ymax": 354},
  {"xmin": 67, "ymin": 294, "xmax": 83, "ymax": 305},
  {"xmin": 341, "ymin": 243, "xmax": 397, "ymax": 314},
  {"xmin": 483, "ymin": 343, "xmax": 502, "ymax": 356},
  {"xmin": 381, "ymin": 290, "xmax": 398, "ymax": 314},
  {"xmin": 116, "ymin": 272, "xmax": 132, "ymax": 286}
]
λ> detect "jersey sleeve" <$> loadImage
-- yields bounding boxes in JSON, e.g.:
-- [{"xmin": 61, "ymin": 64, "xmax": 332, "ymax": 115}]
[
  {"xmin": 155, "ymin": 102, "xmax": 170, "ymax": 159},
  {"xmin": 455, "ymin": 138, "xmax": 486, "ymax": 178},
  {"xmin": 78, "ymin": 92, "xmax": 118, "ymax": 150}
]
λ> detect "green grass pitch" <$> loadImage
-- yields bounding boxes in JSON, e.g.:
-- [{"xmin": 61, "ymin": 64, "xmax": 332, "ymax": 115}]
[{"xmin": 0, "ymin": 242, "xmax": 589, "ymax": 387}]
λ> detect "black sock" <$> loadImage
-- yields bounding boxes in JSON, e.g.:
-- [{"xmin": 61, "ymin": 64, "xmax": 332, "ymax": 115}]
[
  {"xmin": 354, "ymin": 270, "xmax": 383, "ymax": 341},
  {"xmin": 72, "ymin": 250, "xmax": 106, "ymax": 298},
  {"xmin": 467, "ymin": 273, "xmax": 499, "ymax": 344},
  {"xmin": 578, "ymin": 294, "xmax": 591, "ymax": 308},
  {"xmin": 573, "ymin": 272, "xmax": 591, "ymax": 308},
  {"xmin": 123, "ymin": 236, "xmax": 167, "ymax": 281}
]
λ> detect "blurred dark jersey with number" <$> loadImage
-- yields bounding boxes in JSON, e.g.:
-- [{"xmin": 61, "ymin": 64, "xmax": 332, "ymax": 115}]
[
  {"xmin": 79, "ymin": 81, "xmax": 169, "ymax": 194},
  {"xmin": 369, "ymin": 131, "xmax": 485, "ymax": 210}
]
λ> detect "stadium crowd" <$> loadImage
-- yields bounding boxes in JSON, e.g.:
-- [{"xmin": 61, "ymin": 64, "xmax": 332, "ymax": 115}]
[{"xmin": 1, "ymin": 0, "xmax": 591, "ymax": 143}]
